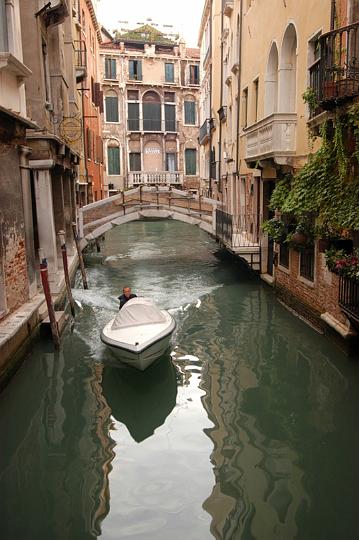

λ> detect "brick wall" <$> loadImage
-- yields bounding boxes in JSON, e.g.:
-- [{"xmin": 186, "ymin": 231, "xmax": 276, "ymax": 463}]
[{"xmin": 275, "ymin": 244, "xmax": 347, "ymax": 328}]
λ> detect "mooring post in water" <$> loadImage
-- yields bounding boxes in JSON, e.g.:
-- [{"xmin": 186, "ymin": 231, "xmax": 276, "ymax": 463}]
[
  {"xmin": 39, "ymin": 250, "xmax": 60, "ymax": 349},
  {"xmin": 58, "ymin": 230, "xmax": 76, "ymax": 317},
  {"xmin": 72, "ymin": 222, "xmax": 88, "ymax": 290}
]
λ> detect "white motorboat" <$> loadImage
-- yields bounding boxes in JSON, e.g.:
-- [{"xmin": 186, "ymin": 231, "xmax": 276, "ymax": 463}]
[{"xmin": 101, "ymin": 298, "xmax": 176, "ymax": 370}]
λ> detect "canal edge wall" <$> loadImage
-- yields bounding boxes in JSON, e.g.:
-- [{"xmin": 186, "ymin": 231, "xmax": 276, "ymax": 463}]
[{"xmin": 0, "ymin": 253, "xmax": 79, "ymax": 389}]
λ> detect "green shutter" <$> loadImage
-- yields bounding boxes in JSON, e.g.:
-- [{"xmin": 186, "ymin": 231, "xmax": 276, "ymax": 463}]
[
  {"xmin": 185, "ymin": 149, "xmax": 196, "ymax": 175},
  {"xmin": 108, "ymin": 147, "xmax": 120, "ymax": 175},
  {"xmin": 165, "ymin": 104, "xmax": 176, "ymax": 131},
  {"xmin": 165, "ymin": 63, "xmax": 174, "ymax": 82},
  {"xmin": 184, "ymin": 101, "xmax": 196, "ymax": 124},
  {"xmin": 106, "ymin": 96, "xmax": 119, "ymax": 122},
  {"xmin": 137, "ymin": 60, "xmax": 142, "ymax": 81}
]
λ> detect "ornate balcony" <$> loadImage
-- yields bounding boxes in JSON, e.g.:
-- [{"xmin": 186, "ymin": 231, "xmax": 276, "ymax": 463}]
[
  {"xmin": 310, "ymin": 22, "xmax": 359, "ymax": 112},
  {"xmin": 243, "ymin": 112, "xmax": 297, "ymax": 166},
  {"xmin": 128, "ymin": 172, "xmax": 183, "ymax": 187}
]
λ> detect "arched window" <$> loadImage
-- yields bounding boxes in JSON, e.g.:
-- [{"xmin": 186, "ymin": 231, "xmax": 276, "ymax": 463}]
[
  {"xmin": 105, "ymin": 90, "xmax": 119, "ymax": 123},
  {"xmin": 279, "ymin": 24, "xmax": 298, "ymax": 113},
  {"xmin": 264, "ymin": 42, "xmax": 279, "ymax": 116},
  {"xmin": 143, "ymin": 91, "xmax": 161, "ymax": 131}
]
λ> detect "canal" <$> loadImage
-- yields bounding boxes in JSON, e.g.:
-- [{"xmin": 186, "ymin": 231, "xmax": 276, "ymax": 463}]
[{"xmin": 1, "ymin": 221, "xmax": 359, "ymax": 540}]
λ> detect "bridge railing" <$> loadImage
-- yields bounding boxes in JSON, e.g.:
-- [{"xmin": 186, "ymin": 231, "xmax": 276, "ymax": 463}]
[{"xmin": 128, "ymin": 172, "xmax": 183, "ymax": 187}]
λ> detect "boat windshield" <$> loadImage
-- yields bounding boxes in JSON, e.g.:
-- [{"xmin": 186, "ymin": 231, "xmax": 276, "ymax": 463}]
[{"xmin": 111, "ymin": 298, "xmax": 167, "ymax": 330}]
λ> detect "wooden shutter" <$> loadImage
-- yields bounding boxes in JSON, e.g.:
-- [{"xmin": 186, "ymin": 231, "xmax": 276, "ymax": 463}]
[
  {"xmin": 185, "ymin": 149, "xmax": 196, "ymax": 175},
  {"xmin": 137, "ymin": 60, "xmax": 142, "ymax": 81},
  {"xmin": 165, "ymin": 104, "xmax": 176, "ymax": 131},
  {"xmin": 184, "ymin": 101, "xmax": 196, "ymax": 124},
  {"xmin": 105, "ymin": 96, "xmax": 119, "ymax": 122},
  {"xmin": 165, "ymin": 63, "xmax": 174, "ymax": 82},
  {"xmin": 108, "ymin": 147, "xmax": 120, "ymax": 175}
]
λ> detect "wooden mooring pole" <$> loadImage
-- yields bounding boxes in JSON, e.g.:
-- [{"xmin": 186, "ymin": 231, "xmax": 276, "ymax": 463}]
[
  {"xmin": 59, "ymin": 230, "xmax": 76, "ymax": 317},
  {"xmin": 39, "ymin": 250, "xmax": 60, "ymax": 349},
  {"xmin": 72, "ymin": 222, "xmax": 89, "ymax": 290}
]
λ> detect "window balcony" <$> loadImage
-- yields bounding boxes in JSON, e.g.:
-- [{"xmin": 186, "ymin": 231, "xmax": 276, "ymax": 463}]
[
  {"xmin": 310, "ymin": 22, "xmax": 359, "ymax": 111},
  {"xmin": 128, "ymin": 172, "xmax": 183, "ymax": 187},
  {"xmin": 199, "ymin": 118, "xmax": 214, "ymax": 145},
  {"xmin": 224, "ymin": 0, "xmax": 234, "ymax": 16},
  {"xmin": 74, "ymin": 40, "xmax": 87, "ymax": 82},
  {"xmin": 243, "ymin": 112, "xmax": 297, "ymax": 166}
]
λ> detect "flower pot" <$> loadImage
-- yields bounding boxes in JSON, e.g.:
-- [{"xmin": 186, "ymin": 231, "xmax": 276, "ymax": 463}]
[
  {"xmin": 318, "ymin": 238, "xmax": 331, "ymax": 253},
  {"xmin": 291, "ymin": 231, "xmax": 308, "ymax": 245},
  {"xmin": 323, "ymin": 81, "xmax": 337, "ymax": 99}
]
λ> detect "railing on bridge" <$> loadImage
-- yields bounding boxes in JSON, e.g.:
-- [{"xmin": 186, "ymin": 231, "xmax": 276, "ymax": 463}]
[{"xmin": 128, "ymin": 172, "xmax": 183, "ymax": 187}]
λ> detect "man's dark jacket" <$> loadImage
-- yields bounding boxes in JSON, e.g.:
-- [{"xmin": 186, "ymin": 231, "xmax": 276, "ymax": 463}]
[{"xmin": 118, "ymin": 293, "xmax": 137, "ymax": 309}]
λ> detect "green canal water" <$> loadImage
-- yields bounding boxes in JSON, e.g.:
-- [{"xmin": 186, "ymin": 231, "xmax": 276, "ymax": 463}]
[{"xmin": 1, "ymin": 221, "xmax": 359, "ymax": 540}]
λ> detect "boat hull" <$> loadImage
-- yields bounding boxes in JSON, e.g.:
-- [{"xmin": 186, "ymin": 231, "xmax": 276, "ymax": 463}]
[{"xmin": 101, "ymin": 332, "xmax": 173, "ymax": 371}]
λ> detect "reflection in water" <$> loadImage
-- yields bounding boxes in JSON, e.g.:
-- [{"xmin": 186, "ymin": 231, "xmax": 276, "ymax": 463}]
[
  {"xmin": 0, "ymin": 344, "xmax": 115, "ymax": 540},
  {"xmin": 102, "ymin": 356, "xmax": 178, "ymax": 443},
  {"xmin": 1, "ymin": 221, "xmax": 359, "ymax": 540}
]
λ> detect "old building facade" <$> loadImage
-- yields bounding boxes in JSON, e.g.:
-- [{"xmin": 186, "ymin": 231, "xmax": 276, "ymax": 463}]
[
  {"xmin": 100, "ymin": 25, "xmax": 201, "ymax": 194},
  {"xmin": 199, "ymin": 0, "xmax": 359, "ymax": 339},
  {"xmin": 0, "ymin": 0, "xmax": 37, "ymax": 319}
]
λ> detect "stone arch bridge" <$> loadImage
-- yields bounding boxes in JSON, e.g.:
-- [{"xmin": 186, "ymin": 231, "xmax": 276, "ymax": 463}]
[{"xmin": 78, "ymin": 186, "xmax": 261, "ymax": 270}]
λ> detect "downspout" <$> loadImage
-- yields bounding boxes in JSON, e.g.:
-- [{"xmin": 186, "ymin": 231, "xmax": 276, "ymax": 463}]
[
  {"xmin": 218, "ymin": 0, "xmax": 224, "ymax": 203},
  {"xmin": 235, "ymin": 0, "xmax": 243, "ymax": 187},
  {"xmin": 209, "ymin": 0, "xmax": 213, "ymax": 196}
]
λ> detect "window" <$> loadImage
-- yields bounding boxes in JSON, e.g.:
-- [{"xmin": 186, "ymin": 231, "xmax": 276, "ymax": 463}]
[
  {"xmin": 86, "ymin": 128, "xmax": 92, "ymax": 160},
  {"xmin": 164, "ymin": 92, "xmax": 175, "ymax": 102},
  {"xmin": 107, "ymin": 147, "xmax": 120, "ymax": 175},
  {"xmin": 129, "ymin": 59, "xmax": 142, "ymax": 81},
  {"xmin": 105, "ymin": 58, "xmax": 116, "ymax": 79},
  {"xmin": 166, "ymin": 153, "xmax": 177, "ymax": 172},
  {"xmin": 279, "ymin": 243, "xmax": 289, "ymax": 268},
  {"xmin": 184, "ymin": 100, "xmax": 196, "ymax": 125},
  {"xmin": 91, "ymin": 77, "xmax": 95, "ymax": 104},
  {"xmin": 0, "ymin": 0, "xmax": 8, "ymax": 51},
  {"xmin": 105, "ymin": 95, "xmax": 119, "ymax": 122},
  {"xmin": 242, "ymin": 88, "xmax": 248, "ymax": 128},
  {"xmin": 130, "ymin": 152, "xmax": 141, "ymax": 171},
  {"xmin": 42, "ymin": 39, "xmax": 51, "ymax": 103},
  {"xmin": 300, "ymin": 247, "xmax": 315, "ymax": 281},
  {"xmin": 165, "ymin": 104, "xmax": 176, "ymax": 131},
  {"xmin": 185, "ymin": 149, "xmax": 197, "ymax": 175},
  {"xmin": 165, "ymin": 63, "xmax": 175, "ymax": 82},
  {"xmin": 189, "ymin": 65, "xmax": 200, "ymax": 85},
  {"xmin": 128, "ymin": 103, "xmax": 140, "ymax": 131},
  {"xmin": 128, "ymin": 90, "xmax": 139, "ymax": 100},
  {"xmin": 143, "ymin": 91, "xmax": 161, "ymax": 131},
  {"xmin": 253, "ymin": 78, "xmax": 259, "ymax": 122}
]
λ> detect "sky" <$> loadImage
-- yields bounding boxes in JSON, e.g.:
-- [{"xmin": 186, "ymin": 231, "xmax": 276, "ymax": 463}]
[{"xmin": 96, "ymin": 0, "xmax": 204, "ymax": 47}]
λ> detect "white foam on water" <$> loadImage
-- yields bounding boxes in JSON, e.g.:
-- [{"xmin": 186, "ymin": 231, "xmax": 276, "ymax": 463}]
[
  {"xmin": 177, "ymin": 354, "xmax": 200, "ymax": 362},
  {"xmin": 196, "ymin": 299, "xmax": 202, "ymax": 308}
]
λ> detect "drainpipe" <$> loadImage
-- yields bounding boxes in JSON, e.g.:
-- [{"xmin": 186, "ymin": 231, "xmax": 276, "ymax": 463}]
[
  {"xmin": 235, "ymin": 0, "xmax": 243, "ymax": 189},
  {"xmin": 209, "ymin": 0, "xmax": 213, "ymax": 196},
  {"xmin": 218, "ymin": 0, "xmax": 224, "ymax": 206}
]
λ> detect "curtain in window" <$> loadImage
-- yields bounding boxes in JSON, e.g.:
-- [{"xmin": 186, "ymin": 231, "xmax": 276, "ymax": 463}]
[
  {"xmin": 108, "ymin": 147, "xmax": 120, "ymax": 175},
  {"xmin": 166, "ymin": 153, "xmax": 177, "ymax": 172},
  {"xmin": 185, "ymin": 149, "xmax": 197, "ymax": 175},
  {"xmin": 105, "ymin": 96, "xmax": 119, "ymax": 122},
  {"xmin": 189, "ymin": 65, "xmax": 199, "ymax": 85},
  {"xmin": 165, "ymin": 104, "xmax": 176, "ymax": 131},
  {"xmin": 165, "ymin": 63, "xmax": 174, "ymax": 82},
  {"xmin": 143, "ymin": 103, "xmax": 161, "ymax": 131},
  {"xmin": 184, "ymin": 101, "xmax": 196, "ymax": 124},
  {"xmin": 128, "ymin": 103, "xmax": 140, "ymax": 130},
  {"xmin": 105, "ymin": 58, "xmax": 116, "ymax": 79},
  {"xmin": 130, "ymin": 153, "xmax": 141, "ymax": 171}
]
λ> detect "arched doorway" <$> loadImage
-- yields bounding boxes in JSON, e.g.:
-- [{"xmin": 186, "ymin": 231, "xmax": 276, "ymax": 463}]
[{"xmin": 279, "ymin": 24, "xmax": 298, "ymax": 112}]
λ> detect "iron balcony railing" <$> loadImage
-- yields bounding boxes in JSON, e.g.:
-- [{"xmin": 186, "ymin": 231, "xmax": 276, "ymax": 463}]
[
  {"xmin": 199, "ymin": 118, "xmax": 214, "ymax": 145},
  {"xmin": 339, "ymin": 276, "xmax": 359, "ymax": 324},
  {"xmin": 310, "ymin": 22, "xmax": 359, "ymax": 112},
  {"xmin": 74, "ymin": 40, "xmax": 87, "ymax": 82},
  {"xmin": 216, "ymin": 209, "xmax": 262, "ymax": 249}
]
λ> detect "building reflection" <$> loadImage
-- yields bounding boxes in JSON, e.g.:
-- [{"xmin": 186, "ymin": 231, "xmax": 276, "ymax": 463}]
[
  {"xmin": 198, "ymin": 286, "xmax": 347, "ymax": 539},
  {"xmin": 0, "ymin": 341, "xmax": 115, "ymax": 540}
]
